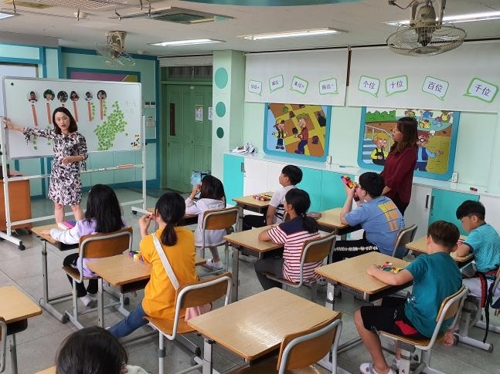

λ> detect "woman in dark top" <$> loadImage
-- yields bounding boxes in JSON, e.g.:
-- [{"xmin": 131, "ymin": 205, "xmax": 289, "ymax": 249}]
[{"xmin": 380, "ymin": 117, "xmax": 418, "ymax": 215}]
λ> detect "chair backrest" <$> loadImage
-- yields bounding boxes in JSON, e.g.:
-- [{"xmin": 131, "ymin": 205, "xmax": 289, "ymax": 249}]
[
  {"xmin": 302, "ymin": 233, "xmax": 336, "ymax": 265},
  {"xmin": 79, "ymin": 227, "xmax": 133, "ymax": 259},
  {"xmin": 0, "ymin": 317, "xmax": 6, "ymax": 373},
  {"xmin": 202, "ymin": 207, "xmax": 239, "ymax": 231},
  {"xmin": 277, "ymin": 314, "xmax": 343, "ymax": 374},
  {"xmin": 170, "ymin": 272, "xmax": 232, "ymax": 335},
  {"xmin": 391, "ymin": 224, "xmax": 417, "ymax": 258},
  {"xmin": 424, "ymin": 285, "xmax": 468, "ymax": 350}
]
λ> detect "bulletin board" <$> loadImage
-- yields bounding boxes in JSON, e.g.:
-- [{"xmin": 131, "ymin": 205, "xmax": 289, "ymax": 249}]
[
  {"xmin": 264, "ymin": 103, "xmax": 331, "ymax": 161},
  {"xmin": 3, "ymin": 77, "xmax": 142, "ymax": 159},
  {"xmin": 357, "ymin": 107, "xmax": 460, "ymax": 181}
]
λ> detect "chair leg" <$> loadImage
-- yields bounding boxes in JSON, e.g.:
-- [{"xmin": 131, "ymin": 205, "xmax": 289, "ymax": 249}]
[
  {"xmin": 158, "ymin": 333, "xmax": 165, "ymax": 374},
  {"xmin": 397, "ymin": 347, "xmax": 412, "ymax": 374},
  {"xmin": 310, "ymin": 282, "xmax": 318, "ymax": 302},
  {"xmin": 224, "ymin": 243, "xmax": 229, "ymax": 272}
]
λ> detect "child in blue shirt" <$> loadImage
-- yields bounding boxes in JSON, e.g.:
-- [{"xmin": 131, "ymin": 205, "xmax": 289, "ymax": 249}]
[
  {"xmin": 454, "ymin": 200, "xmax": 500, "ymax": 298},
  {"xmin": 334, "ymin": 172, "xmax": 404, "ymax": 262},
  {"xmin": 354, "ymin": 221, "xmax": 462, "ymax": 374}
]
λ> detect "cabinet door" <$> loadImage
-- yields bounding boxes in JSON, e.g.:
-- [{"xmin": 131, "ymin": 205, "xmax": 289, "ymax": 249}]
[
  {"xmin": 479, "ymin": 195, "xmax": 500, "ymax": 231},
  {"xmin": 297, "ymin": 168, "xmax": 323, "ymax": 212},
  {"xmin": 223, "ymin": 154, "xmax": 244, "ymax": 205},
  {"xmin": 244, "ymin": 158, "xmax": 269, "ymax": 195},
  {"xmin": 404, "ymin": 185, "xmax": 432, "ymax": 239},
  {"xmin": 320, "ymin": 171, "xmax": 352, "ymax": 211},
  {"xmin": 430, "ymin": 189, "xmax": 479, "ymax": 236}
]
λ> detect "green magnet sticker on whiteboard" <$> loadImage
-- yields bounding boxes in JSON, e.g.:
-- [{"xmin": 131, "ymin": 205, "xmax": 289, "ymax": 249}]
[
  {"xmin": 216, "ymin": 102, "xmax": 226, "ymax": 117},
  {"xmin": 216, "ymin": 127, "xmax": 224, "ymax": 139},
  {"xmin": 215, "ymin": 68, "xmax": 228, "ymax": 89}
]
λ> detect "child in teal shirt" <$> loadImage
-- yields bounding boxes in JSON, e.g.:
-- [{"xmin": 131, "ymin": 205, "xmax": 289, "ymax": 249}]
[{"xmin": 354, "ymin": 221, "xmax": 462, "ymax": 374}]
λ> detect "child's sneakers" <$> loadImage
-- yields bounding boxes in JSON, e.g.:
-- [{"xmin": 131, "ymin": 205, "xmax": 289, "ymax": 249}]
[
  {"xmin": 206, "ymin": 259, "xmax": 224, "ymax": 270},
  {"xmin": 80, "ymin": 294, "xmax": 97, "ymax": 308}
]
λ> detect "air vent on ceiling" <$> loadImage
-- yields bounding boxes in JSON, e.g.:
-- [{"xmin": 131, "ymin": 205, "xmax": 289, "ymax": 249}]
[
  {"xmin": 3, "ymin": 0, "xmax": 158, "ymax": 11},
  {"xmin": 121, "ymin": 7, "xmax": 233, "ymax": 24}
]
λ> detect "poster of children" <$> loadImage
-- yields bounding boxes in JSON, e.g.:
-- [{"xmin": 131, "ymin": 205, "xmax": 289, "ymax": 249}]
[
  {"xmin": 357, "ymin": 107, "xmax": 460, "ymax": 181},
  {"xmin": 264, "ymin": 103, "xmax": 330, "ymax": 161}
]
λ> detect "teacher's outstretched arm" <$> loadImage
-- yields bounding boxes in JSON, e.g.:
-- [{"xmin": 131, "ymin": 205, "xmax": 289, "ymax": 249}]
[{"xmin": 3, "ymin": 118, "xmax": 25, "ymax": 133}]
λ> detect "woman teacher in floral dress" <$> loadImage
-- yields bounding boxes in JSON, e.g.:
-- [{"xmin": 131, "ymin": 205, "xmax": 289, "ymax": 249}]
[{"xmin": 4, "ymin": 107, "xmax": 88, "ymax": 222}]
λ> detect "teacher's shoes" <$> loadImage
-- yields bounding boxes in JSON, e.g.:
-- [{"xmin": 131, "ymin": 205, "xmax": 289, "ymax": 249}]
[{"xmin": 80, "ymin": 294, "xmax": 97, "ymax": 308}]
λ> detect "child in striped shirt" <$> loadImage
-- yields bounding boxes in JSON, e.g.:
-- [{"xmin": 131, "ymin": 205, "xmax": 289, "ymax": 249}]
[{"xmin": 255, "ymin": 188, "xmax": 320, "ymax": 290}]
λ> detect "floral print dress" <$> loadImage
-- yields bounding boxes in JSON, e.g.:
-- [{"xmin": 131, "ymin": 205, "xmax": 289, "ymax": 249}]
[{"xmin": 23, "ymin": 128, "xmax": 88, "ymax": 205}]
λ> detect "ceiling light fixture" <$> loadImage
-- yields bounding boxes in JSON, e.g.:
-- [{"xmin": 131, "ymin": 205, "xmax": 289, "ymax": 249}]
[
  {"xmin": 384, "ymin": 10, "xmax": 500, "ymax": 26},
  {"xmin": 151, "ymin": 39, "xmax": 223, "ymax": 47},
  {"xmin": 239, "ymin": 27, "xmax": 343, "ymax": 41}
]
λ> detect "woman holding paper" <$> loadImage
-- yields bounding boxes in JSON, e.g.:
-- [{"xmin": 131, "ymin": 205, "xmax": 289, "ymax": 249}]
[{"xmin": 4, "ymin": 107, "xmax": 88, "ymax": 222}]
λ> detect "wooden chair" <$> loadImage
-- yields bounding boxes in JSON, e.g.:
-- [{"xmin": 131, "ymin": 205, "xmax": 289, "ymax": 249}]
[
  {"xmin": 230, "ymin": 314, "xmax": 343, "ymax": 374},
  {"xmin": 63, "ymin": 227, "xmax": 133, "ymax": 329},
  {"xmin": 0, "ymin": 318, "xmax": 6, "ymax": 373},
  {"xmin": 199, "ymin": 207, "xmax": 239, "ymax": 274},
  {"xmin": 391, "ymin": 224, "xmax": 417, "ymax": 258},
  {"xmin": 146, "ymin": 272, "xmax": 232, "ymax": 374},
  {"xmin": 380, "ymin": 285, "xmax": 468, "ymax": 374},
  {"xmin": 456, "ymin": 267, "xmax": 500, "ymax": 352},
  {"xmin": 265, "ymin": 233, "xmax": 336, "ymax": 301}
]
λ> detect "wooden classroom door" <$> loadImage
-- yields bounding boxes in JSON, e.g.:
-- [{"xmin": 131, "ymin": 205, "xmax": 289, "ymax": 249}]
[{"xmin": 163, "ymin": 84, "xmax": 212, "ymax": 192}]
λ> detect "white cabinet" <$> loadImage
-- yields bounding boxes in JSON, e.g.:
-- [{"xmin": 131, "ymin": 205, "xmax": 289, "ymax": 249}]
[
  {"xmin": 243, "ymin": 158, "xmax": 271, "ymax": 195},
  {"xmin": 479, "ymin": 195, "xmax": 500, "ymax": 232},
  {"xmin": 404, "ymin": 184, "xmax": 432, "ymax": 239}
]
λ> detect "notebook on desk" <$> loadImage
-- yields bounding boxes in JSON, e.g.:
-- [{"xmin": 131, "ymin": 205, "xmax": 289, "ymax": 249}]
[{"xmin": 57, "ymin": 221, "xmax": 76, "ymax": 230}]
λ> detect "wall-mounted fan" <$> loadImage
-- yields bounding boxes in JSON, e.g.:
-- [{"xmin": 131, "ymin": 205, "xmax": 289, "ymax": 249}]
[
  {"xmin": 387, "ymin": 0, "xmax": 466, "ymax": 56},
  {"xmin": 96, "ymin": 31, "xmax": 136, "ymax": 67}
]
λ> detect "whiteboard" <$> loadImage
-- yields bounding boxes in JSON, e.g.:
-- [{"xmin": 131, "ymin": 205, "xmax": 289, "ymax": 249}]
[
  {"xmin": 347, "ymin": 42, "xmax": 500, "ymax": 113},
  {"xmin": 3, "ymin": 77, "xmax": 142, "ymax": 159},
  {"xmin": 0, "ymin": 64, "xmax": 37, "ymax": 116},
  {"xmin": 245, "ymin": 49, "xmax": 348, "ymax": 106}
]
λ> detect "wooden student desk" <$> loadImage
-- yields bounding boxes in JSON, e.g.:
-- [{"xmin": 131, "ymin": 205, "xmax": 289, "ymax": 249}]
[
  {"xmin": 232, "ymin": 192, "xmax": 273, "ymax": 231},
  {"xmin": 316, "ymin": 208, "xmax": 348, "ymax": 234},
  {"xmin": 87, "ymin": 253, "xmax": 206, "ymax": 328},
  {"xmin": 406, "ymin": 235, "xmax": 473, "ymax": 264},
  {"xmin": 35, "ymin": 367, "xmax": 55, "ymax": 374},
  {"xmin": 223, "ymin": 225, "xmax": 283, "ymax": 301},
  {"xmin": 315, "ymin": 251, "xmax": 411, "ymax": 367},
  {"xmin": 0, "ymin": 286, "xmax": 42, "ymax": 374},
  {"xmin": 31, "ymin": 224, "xmax": 79, "ymax": 323},
  {"xmin": 188, "ymin": 287, "xmax": 340, "ymax": 374}
]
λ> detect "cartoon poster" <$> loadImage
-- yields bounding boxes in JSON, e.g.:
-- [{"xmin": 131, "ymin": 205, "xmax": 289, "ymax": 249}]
[
  {"xmin": 264, "ymin": 103, "xmax": 331, "ymax": 161},
  {"xmin": 357, "ymin": 107, "xmax": 460, "ymax": 181}
]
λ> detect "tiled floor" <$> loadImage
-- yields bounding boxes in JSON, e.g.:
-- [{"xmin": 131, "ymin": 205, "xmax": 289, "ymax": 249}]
[{"xmin": 1, "ymin": 188, "xmax": 499, "ymax": 373}]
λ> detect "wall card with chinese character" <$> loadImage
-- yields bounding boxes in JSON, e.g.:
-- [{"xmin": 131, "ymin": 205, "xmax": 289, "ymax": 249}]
[
  {"xmin": 357, "ymin": 107, "xmax": 460, "ymax": 181},
  {"xmin": 264, "ymin": 103, "xmax": 331, "ymax": 162}
]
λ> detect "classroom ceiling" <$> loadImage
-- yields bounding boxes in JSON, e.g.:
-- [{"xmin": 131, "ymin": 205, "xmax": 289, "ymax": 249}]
[{"xmin": 0, "ymin": 0, "xmax": 499, "ymax": 58}]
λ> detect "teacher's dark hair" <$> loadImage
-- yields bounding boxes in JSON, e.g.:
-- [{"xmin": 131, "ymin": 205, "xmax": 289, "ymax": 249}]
[
  {"xmin": 56, "ymin": 326, "xmax": 127, "ymax": 374},
  {"xmin": 391, "ymin": 116, "xmax": 418, "ymax": 153},
  {"xmin": 52, "ymin": 107, "xmax": 78, "ymax": 134},
  {"xmin": 85, "ymin": 184, "xmax": 123, "ymax": 233},
  {"xmin": 155, "ymin": 192, "xmax": 186, "ymax": 246}
]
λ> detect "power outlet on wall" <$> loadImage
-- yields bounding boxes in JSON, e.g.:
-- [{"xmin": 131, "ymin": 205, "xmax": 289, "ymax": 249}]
[{"xmin": 451, "ymin": 172, "xmax": 459, "ymax": 183}]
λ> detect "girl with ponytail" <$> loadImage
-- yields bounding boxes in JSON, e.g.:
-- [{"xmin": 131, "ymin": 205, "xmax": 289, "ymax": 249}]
[
  {"xmin": 255, "ymin": 188, "xmax": 321, "ymax": 290},
  {"xmin": 109, "ymin": 192, "xmax": 197, "ymax": 338}
]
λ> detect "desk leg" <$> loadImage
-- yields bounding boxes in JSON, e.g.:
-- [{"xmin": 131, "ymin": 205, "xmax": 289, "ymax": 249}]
[
  {"xmin": 236, "ymin": 205, "xmax": 244, "ymax": 232},
  {"xmin": 9, "ymin": 334, "xmax": 18, "ymax": 374},
  {"xmin": 231, "ymin": 246, "xmax": 240, "ymax": 302},
  {"xmin": 39, "ymin": 240, "xmax": 69, "ymax": 323},
  {"xmin": 202, "ymin": 338, "xmax": 214, "ymax": 374},
  {"xmin": 97, "ymin": 278, "xmax": 104, "ymax": 328}
]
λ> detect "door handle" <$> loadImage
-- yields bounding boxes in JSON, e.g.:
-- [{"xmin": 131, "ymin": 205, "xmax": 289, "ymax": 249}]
[
  {"xmin": 425, "ymin": 195, "xmax": 429, "ymax": 209},
  {"xmin": 430, "ymin": 196, "xmax": 435, "ymax": 210},
  {"xmin": 240, "ymin": 162, "xmax": 245, "ymax": 173}
]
